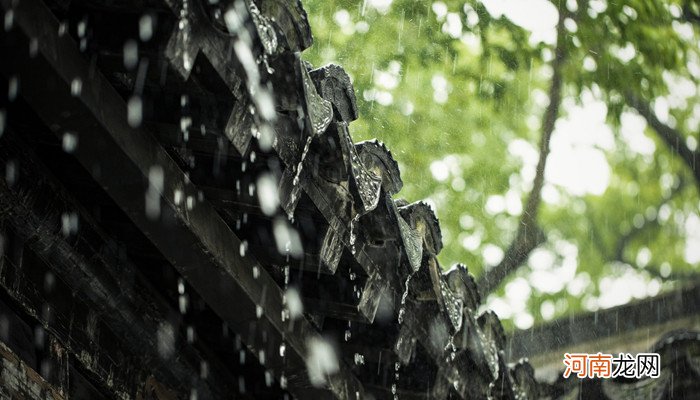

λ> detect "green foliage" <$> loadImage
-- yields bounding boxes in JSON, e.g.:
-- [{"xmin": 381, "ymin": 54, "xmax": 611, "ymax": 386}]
[{"xmin": 301, "ymin": 0, "xmax": 700, "ymax": 330}]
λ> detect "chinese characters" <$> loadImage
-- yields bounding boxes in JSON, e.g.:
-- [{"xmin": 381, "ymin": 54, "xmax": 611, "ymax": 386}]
[{"xmin": 563, "ymin": 353, "xmax": 660, "ymax": 379}]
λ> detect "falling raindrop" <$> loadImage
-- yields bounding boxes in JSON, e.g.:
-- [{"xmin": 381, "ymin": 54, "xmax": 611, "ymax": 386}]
[
  {"xmin": 200, "ymin": 361, "xmax": 209, "ymax": 379},
  {"xmin": 57, "ymin": 21, "xmax": 67, "ymax": 37},
  {"xmin": 279, "ymin": 374, "xmax": 287, "ymax": 389},
  {"xmin": 257, "ymin": 173, "xmax": 279, "ymax": 216},
  {"xmin": 284, "ymin": 287, "xmax": 303, "ymax": 320},
  {"xmin": 177, "ymin": 278, "xmax": 185, "ymax": 294},
  {"xmin": 7, "ymin": 75, "xmax": 18, "ymax": 102},
  {"xmin": 77, "ymin": 19, "xmax": 87, "ymax": 38},
  {"xmin": 305, "ymin": 337, "xmax": 339, "ymax": 387},
  {"xmin": 127, "ymin": 96, "xmax": 143, "ymax": 128},
  {"xmin": 28, "ymin": 38, "xmax": 38, "ymax": 57},
  {"xmin": 4, "ymin": 9, "xmax": 13, "ymax": 31},
  {"xmin": 62, "ymin": 132, "xmax": 78, "ymax": 153},
  {"xmin": 5, "ymin": 160, "xmax": 17, "ymax": 187},
  {"xmin": 157, "ymin": 322, "xmax": 175, "ymax": 359},
  {"xmin": 43, "ymin": 272, "xmax": 55, "ymax": 293},
  {"xmin": 273, "ymin": 218, "xmax": 303, "ymax": 258},
  {"xmin": 123, "ymin": 40, "xmax": 138, "ymax": 70},
  {"xmin": 145, "ymin": 165, "xmax": 163, "ymax": 219},
  {"xmin": 186, "ymin": 325, "xmax": 195, "ymax": 343},
  {"xmin": 70, "ymin": 78, "xmax": 82, "ymax": 97},
  {"xmin": 238, "ymin": 376, "xmax": 246, "ymax": 394},
  {"xmin": 34, "ymin": 326, "xmax": 45, "ymax": 349},
  {"xmin": 174, "ymin": 189, "xmax": 185, "ymax": 206},
  {"xmin": 139, "ymin": 14, "xmax": 153, "ymax": 42},
  {"xmin": 61, "ymin": 212, "xmax": 79, "ymax": 236},
  {"xmin": 179, "ymin": 294, "xmax": 188, "ymax": 314}
]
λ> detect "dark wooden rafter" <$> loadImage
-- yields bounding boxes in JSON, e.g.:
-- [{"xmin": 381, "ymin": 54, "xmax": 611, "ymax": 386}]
[
  {"xmin": 0, "ymin": 139, "xmax": 226, "ymax": 395},
  {"xmin": 0, "ymin": 133, "xmax": 273, "ymax": 398},
  {"xmin": 508, "ymin": 282, "xmax": 700, "ymax": 364},
  {"xmin": 0, "ymin": 0, "xmax": 362, "ymax": 398}
]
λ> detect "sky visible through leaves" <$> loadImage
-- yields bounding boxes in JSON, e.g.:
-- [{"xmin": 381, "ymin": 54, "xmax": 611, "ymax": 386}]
[{"xmin": 301, "ymin": 0, "xmax": 700, "ymax": 330}]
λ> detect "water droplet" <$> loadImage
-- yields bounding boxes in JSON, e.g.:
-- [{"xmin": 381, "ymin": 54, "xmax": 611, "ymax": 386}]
[
  {"xmin": 4, "ymin": 9, "xmax": 14, "ymax": 31},
  {"xmin": 265, "ymin": 370, "xmax": 273, "ymax": 387},
  {"xmin": 157, "ymin": 322, "xmax": 175, "ymax": 358},
  {"xmin": 62, "ymin": 132, "xmax": 78, "ymax": 153},
  {"xmin": 28, "ymin": 38, "xmax": 38, "ymax": 57},
  {"xmin": 145, "ymin": 166, "xmax": 163, "ymax": 219},
  {"xmin": 173, "ymin": 188, "xmax": 183, "ymax": 205},
  {"xmin": 70, "ymin": 78, "xmax": 82, "ymax": 97},
  {"xmin": 284, "ymin": 287, "xmax": 303, "ymax": 320},
  {"xmin": 354, "ymin": 353, "xmax": 365, "ymax": 365},
  {"xmin": 186, "ymin": 326, "xmax": 195, "ymax": 343},
  {"xmin": 127, "ymin": 96, "xmax": 143, "ymax": 127},
  {"xmin": 279, "ymin": 342, "xmax": 286, "ymax": 357},
  {"xmin": 77, "ymin": 19, "xmax": 87, "ymax": 38},
  {"xmin": 61, "ymin": 212, "xmax": 79, "ymax": 236},
  {"xmin": 123, "ymin": 40, "xmax": 138, "ymax": 70},
  {"xmin": 5, "ymin": 160, "xmax": 17, "ymax": 187},
  {"xmin": 7, "ymin": 76, "xmax": 18, "ymax": 101},
  {"xmin": 305, "ymin": 337, "xmax": 339, "ymax": 387},
  {"xmin": 139, "ymin": 14, "xmax": 153, "ymax": 41},
  {"xmin": 179, "ymin": 294, "xmax": 188, "ymax": 314},
  {"xmin": 57, "ymin": 21, "xmax": 67, "ymax": 37},
  {"xmin": 257, "ymin": 173, "xmax": 279, "ymax": 216}
]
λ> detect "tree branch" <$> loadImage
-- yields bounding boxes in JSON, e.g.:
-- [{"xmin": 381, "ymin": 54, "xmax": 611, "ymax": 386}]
[
  {"xmin": 625, "ymin": 93, "xmax": 700, "ymax": 189},
  {"xmin": 478, "ymin": 10, "xmax": 567, "ymax": 295},
  {"xmin": 607, "ymin": 179, "xmax": 698, "ymax": 281}
]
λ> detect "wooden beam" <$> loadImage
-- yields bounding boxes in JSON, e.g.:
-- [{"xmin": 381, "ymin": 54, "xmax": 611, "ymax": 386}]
[
  {"xmin": 508, "ymin": 283, "xmax": 700, "ymax": 380},
  {"xmin": 0, "ymin": 1, "xmax": 364, "ymax": 397},
  {"xmin": 0, "ymin": 134, "xmax": 240, "ymax": 398}
]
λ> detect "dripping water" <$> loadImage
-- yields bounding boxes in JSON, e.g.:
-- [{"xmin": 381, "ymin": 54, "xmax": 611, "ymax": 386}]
[
  {"xmin": 397, "ymin": 271, "xmax": 415, "ymax": 324},
  {"xmin": 349, "ymin": 214, "xmax": 361, "ymax": 254}
]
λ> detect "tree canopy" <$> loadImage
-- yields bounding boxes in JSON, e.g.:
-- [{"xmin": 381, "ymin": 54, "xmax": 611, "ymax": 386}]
[{"xmin": 301, "ymin": 0, "xmax": 700, "ymax": 330}]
